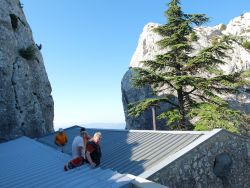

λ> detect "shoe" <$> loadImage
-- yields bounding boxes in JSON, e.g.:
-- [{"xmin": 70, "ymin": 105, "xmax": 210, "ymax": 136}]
[{"xmin": 64, "ymin": 165, "xmax": 68, "ymax": 171}]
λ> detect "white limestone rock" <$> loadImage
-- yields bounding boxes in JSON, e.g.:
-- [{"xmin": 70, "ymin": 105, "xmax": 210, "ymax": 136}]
[
  {"xmin": 129, "ymin": 23, "xmax": 164, "ymax": 68},
  {"xmin": 224, "ymin": 12, "xmax": 250, "ymax": 37},
  {"xmin": 123, "ymin": 13, "xmax": 250, "ymax": 130},
  {"xmin": 130, "ymin": 13, "xmax": 250, "ymax": 72}
]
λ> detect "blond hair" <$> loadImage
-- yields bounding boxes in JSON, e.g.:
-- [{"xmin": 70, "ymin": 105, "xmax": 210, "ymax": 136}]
[{"xmin": 94, "ymin": 132, "xmax": 102, "ymax": 138}]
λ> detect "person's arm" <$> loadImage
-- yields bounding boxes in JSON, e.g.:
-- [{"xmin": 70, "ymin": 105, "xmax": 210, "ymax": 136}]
[
  {"xmin": 86, "ymin": 134, "xmax": 91, "ymax": 140},
  {"xmin": 86, "ymin": 151, "xmax": 96, "ymax": 168},
  {"xmin": 77, "ymin": 146, "xmax": 83, "ymax": 157}
]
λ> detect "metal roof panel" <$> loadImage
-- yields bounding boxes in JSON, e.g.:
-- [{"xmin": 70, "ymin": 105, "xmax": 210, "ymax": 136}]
[
  {"xmin": 0, "ymin": 137, "xmax": 132, "ymax": 188},
  {"xmin": 38, "ymin": 126, "xmax": 205, "ymax": 176}
]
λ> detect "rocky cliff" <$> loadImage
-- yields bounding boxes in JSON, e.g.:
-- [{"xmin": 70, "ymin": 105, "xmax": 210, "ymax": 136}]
[
  {"xmin": 0, "ymin": 0, "xmax": 54, "ymax": 141},
  {"xmin": 122, "ymin": 13, "xmax": 250, "ymax": 130}
]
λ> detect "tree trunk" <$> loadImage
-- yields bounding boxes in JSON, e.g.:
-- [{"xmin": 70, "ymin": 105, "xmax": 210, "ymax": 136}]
[
  {"xmin": 151, "ymin": 106, "xmax": 157, "ymax": 130},
  {"xmin": 177, "ymin": 88, "xmax": 185, "ymax": 129}
]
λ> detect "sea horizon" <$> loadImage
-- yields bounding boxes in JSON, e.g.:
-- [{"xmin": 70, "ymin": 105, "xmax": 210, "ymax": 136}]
[{"xmin": 54, "ymin": 122, "xmax": 126, "ymax": 131}]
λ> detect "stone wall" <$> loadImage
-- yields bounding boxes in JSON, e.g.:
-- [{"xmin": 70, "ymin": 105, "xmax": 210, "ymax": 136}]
[{"xmin": 149, "ymin": 131, "xmax": 250, "ymax": 188}]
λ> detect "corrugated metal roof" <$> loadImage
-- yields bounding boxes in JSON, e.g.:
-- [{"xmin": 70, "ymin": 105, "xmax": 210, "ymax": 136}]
[
  {"xmin": 38, "ymin": 126, "xmax": 207, "ymax": 177},
  {"xmin": 0, "ymin": 137, "xmax": 132, "ymax": 188}
]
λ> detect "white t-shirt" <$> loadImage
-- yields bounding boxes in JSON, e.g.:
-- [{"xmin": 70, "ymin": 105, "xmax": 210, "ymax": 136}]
[{"xmin": 71, "ymin": 135, "xmax": 84, "ymax": 159}]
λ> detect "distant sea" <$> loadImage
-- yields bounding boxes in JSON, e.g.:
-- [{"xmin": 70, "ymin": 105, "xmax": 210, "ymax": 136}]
[
  {"xmin": 83, "ymin": 123, "xmax": 126, "ymax": 130},
  {"xmin": 55, "ymin": 122, "xmax": 126, "ymax": 131}
]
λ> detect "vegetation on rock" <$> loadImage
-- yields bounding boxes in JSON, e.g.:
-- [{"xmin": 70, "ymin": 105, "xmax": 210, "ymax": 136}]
[
  {"xmin": 242, "ymin": 40, "xmax": 250, "ymax": 50},
  {"xmin": 19, "ymin": 45, "xmax": 36, "ymax": 60}
]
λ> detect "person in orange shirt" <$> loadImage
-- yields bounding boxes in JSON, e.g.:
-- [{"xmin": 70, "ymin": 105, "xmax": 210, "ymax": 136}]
[{"xmin": 54, "ymin": 128, "xmax": 68, "ymax": 152}]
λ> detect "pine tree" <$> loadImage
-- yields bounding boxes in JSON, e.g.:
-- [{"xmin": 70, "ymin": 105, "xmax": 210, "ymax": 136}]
[{"xmin": 129, "ymin": 0, "xmax": 250, "ymax": 132}]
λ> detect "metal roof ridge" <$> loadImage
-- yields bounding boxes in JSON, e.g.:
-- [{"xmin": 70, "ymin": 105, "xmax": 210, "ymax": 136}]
[
  {"xmin": 48, "ymin": 125, "xmax": 211, "ymax": 135},
  {"xmin": 38, "ymin": 125, "xmax": 82, "ymax": 138},
  {"xmin": 1, "ymin": 136, "xmax": 30, "ymax": 144},
  {"xmin": 127, "ymin": 129, "xmax": 210, "ymax": 134},
  {"xmin": 62, "ymin": 125, "xmax": 126, "ymax": 132},
  {"xmin": 13, "ymin": 136, "xmax": 73, "ymax": 159},
  {"xmin": 139, "ymin": 128, "xmax": 223, "ymax": 178},
  {"xmin": 219, "ymin": 129, "xmax": 250, "ymax": 140},
  {"xmin": 86, "ymin": 128, "xmax": 209, "ymax": 134},
  {"xmin": 86, "ymin": 127, "xmax": 128, "ymax": 132}
]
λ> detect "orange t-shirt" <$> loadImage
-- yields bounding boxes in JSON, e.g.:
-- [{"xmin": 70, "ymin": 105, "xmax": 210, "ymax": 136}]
[{"xmin": 55, "ymin": 133, "xmax": 68, "ymax": 146}]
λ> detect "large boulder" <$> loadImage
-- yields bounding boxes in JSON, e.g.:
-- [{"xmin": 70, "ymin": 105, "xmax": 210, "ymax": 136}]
[
  {"xmin": 0, "ymin": 0, "xmax": 54, "ymax": 141},
  {"xmin": 122, "ymin": 13, "xmax": 250, "ymax": 130},
  {"xmin": 121, "ymin": 68, "xmax": 173, "ymax": 130}
]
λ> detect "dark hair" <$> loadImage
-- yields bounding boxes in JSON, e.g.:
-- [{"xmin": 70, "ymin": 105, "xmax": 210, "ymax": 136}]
[{"xmin": 80, "ymin": 127, "xmax": 86, "ymax": 132}]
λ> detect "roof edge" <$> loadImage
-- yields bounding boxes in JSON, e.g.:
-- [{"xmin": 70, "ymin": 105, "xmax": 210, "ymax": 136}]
[
  {"xmin": 219, "ymin": 129, "xmax": 250, "ymax": 140},
  {"xmin": 127, "ymin": 130, "xmax": 210, "ymax": 134},
  {"xmin": 45, "ymin": 125, "xmax": 211, "ymax": 135},
  {"xmin": 38, "ymin": 125, "xmax": 82, "ymax": 138},
  {"xmin": 87, "ymin": 127, "xmax": 210, "ymax": 134},
  {"xmin": 139, "ymin": 128, "xmax": 223, "ymax": 178},
  {"xmin": 126, "ymin": 174, "xmax": 168, "ymax": 188}
]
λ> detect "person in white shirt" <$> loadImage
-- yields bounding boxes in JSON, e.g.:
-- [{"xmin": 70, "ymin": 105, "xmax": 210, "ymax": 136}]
[
  {"xmin": 64, "ymin": 127, "xmax": 92, "ymax": 171},
  {"xmin": 71, "ymin": 127, "xmax": 90, "ymax": 159}
]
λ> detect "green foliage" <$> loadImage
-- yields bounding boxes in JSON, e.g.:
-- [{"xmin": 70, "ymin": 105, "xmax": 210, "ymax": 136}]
[
  {"xmin": 19, "ymin": 45, "xmax": 36, "ymax": 60},
  {"xmin": 128, "ymin": 98, "xmax": 158, "ymax": 117},
  {"xmin": 210, "ymin": 36, "xmax": 221, "ymax": 45},
  {"xmin": 128, "ymin": 0, "xmax": 250, "ymax": 132},
  {"xmin": 242, "ymin": 40, "xmax": 250, "ymax": 50},
  {"xmin": 190, "ymin": 103, "xmax": 241, "ymax": 133},
  {"xmin": 157, "ymin": 109, "xmax": 181, "ymax": 129},
  {"xmin": 189, "ymin": 32, "xmax": 197, "ymax": 42},
  {"xmin": 129, "ymin": 96, "xmax": 177, "ymax": 117}
]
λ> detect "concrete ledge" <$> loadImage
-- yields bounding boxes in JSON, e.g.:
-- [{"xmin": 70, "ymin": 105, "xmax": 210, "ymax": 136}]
[{"xmin": 126, "ymin": 174, "xmax": 168, "ymax": 188}]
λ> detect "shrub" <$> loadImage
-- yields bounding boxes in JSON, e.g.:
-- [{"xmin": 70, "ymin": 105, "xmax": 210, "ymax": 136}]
[
  {"xmin": 242, "ymin": 40, "xmax": 250, "ymax": 50},
  {"xmin": 211, "ymin": 36, "xmax": 220, "ymax": 45},
  {"xmin": 19, "ymin": 45, "xmax": 36, "ymax": 60},
  {"xmin": 189, "ymin": 32, "xmax": 197, "ymax": 41}
]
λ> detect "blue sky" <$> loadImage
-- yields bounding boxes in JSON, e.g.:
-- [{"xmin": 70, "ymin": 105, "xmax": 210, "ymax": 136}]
[{"xmin": 21, "ymin": 0, "xmax": 250, "ymax": 129}]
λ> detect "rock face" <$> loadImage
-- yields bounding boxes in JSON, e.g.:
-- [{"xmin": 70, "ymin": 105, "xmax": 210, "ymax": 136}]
[
  {"xmin": 122, "ymin": 69, "xmax": 172, "ymax": 130},
  {"xmin": 122, "ymin": 13, "xmax": 250, "ymax": 130},
  {"xmin": 0, "ymin": 0, "xmax": 54, "ymax": 141}
]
